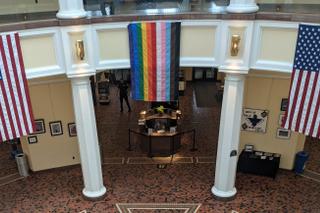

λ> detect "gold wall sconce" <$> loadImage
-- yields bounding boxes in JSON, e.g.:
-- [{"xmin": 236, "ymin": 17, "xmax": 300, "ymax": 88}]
[
  {"xmin": 230, "ymin": 35, "xmax": 241, "ymax": 57},
  {"xmin": 76, "ymin": 40, "xmax": 85, "ymax": 60}
]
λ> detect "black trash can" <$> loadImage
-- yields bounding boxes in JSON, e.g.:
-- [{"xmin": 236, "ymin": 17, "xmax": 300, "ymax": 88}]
[{"xmin": 294, "ymin": 151, "xmax": 309, "ymax": 174}]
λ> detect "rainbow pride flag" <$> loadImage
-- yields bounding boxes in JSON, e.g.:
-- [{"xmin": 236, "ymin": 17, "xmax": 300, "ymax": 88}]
[{"xmin": 128, "ymin": 22, "xmax": 181, "ymax": 101}]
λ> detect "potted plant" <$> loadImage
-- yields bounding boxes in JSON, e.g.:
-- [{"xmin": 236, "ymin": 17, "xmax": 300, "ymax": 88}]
[{"xmin": 156, "ymin": 105, "xmax": 165, "ymax": 116}]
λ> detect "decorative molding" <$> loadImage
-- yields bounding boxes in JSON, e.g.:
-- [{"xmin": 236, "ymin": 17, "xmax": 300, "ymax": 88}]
[
  {"xmin": 219, "ymin": 20, "xmax": 254, "ymax": 73},
  {"xmin": 181, "ymin": 20, "xmax": 222, "ymax": 68},
  {"xmin": 96, "ymin": 59, "xmax": 130, "ymax": 71},
  {"xmin": 250, "ymin": 21, "xmax": 299, "ymax": 73},
  {"xmin": 92, "ymin": 22, "xmax": 130, "ymax": 70},
  {"xmin": 116, "ymin": 203, "xmax": 201, "ymax": 213},
  {"xmin": 60, "ymin": 25, "xmax": 96, "ymax": 78},
  {"xmin": 219, "ymin": 67, "xmax": 249, "ymax": 74},
  {"xmin": 180, "ymin": 57, "xmax": 218, "ymax": 67},
  {"xmin": 26, "ymin": 65, "xmax": 65, "ymax": 79},
  {"xmin": 4, "ymin": 20, "xmax": 307, "ymax": 80},
  {"xmin": 19, "ymin": 27, "xmax": 66, "ymax": 79}
]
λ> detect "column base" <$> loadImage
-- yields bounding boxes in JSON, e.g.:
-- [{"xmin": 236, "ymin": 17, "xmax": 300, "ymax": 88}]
[
  {"xmin": 211, "ymin": 186, "xmax": 237, "ymax": 201},
  {"xmin": 56, "ymin": 10, "xmax": 87, "ymax": 19},
  {"xmin": 226, "ymin": 4, "xmax": 259, "ymax": 13},
  {"xmin": 83, "ymin": 186, "xmax": 107, "ymax": 200},
  {"xmin": 209, "ymin": 3, "xmax": 226, "ymax": 13}
]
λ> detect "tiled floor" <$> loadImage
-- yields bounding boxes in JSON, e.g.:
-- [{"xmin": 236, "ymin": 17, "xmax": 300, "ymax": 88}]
[{"xmin": 0, "ymin": 82, "xmax": 320, "ymax": 212}]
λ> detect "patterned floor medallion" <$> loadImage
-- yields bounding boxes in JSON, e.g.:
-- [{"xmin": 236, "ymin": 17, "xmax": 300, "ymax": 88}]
[{"xmin": 116, "ymin": 203, "xmax": 201, "ymax": 213}]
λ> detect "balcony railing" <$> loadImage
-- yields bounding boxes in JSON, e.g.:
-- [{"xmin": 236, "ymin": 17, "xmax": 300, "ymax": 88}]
[{"xmin": 0, "ymin": 0, "xmax": 319, "ymax": 24}]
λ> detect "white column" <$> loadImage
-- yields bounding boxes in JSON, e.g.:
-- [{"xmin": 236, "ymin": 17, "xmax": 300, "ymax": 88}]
[
  {"xmin": 227, "ymin": 0, "xmax": 259, "ymax": 13},
  {"xmin": 56, "ymin": 0, "xmax": 87, "ymax": 19},
  {"xmin": 71, "ymin": 76, "xmax": 106, "ymax": 199},
  {"xmin": 212, "ymin": 73, "xmax": 245, "ymax": 200}
]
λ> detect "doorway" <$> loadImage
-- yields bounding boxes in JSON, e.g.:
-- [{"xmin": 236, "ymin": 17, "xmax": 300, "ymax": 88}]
[{"xmin": 192, "ymin": 67, "xmax": 218, "ymax": 81}]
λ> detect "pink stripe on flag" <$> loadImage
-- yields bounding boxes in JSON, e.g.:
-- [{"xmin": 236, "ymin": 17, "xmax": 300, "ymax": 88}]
[
  {"xmin": 161, "ymin": 23, "xmax": 167, "ymax": 101},
  {"xmin": 156, "ymin": 23, "xmax": 162, "ymax": 101}
]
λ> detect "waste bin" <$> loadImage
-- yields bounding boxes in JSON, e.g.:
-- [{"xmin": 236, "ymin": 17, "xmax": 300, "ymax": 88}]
[
  {"xmin": 294, "ymin": 151, "xmax": 309, "ymax": 174},
  {"xmin": 15, "ymin": 153, "xmax": 29, "ymax": 177}
]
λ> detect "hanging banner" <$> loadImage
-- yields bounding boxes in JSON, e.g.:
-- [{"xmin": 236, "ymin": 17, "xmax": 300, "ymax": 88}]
[
  {"xmin": 0, "ymin": 33, "xmax": 35, "ymax": 142},
  {"xmin": 128, "ymin": 22, "xmax": 181, "ymax": 101},
  {"xmin": 282, "ymin": 24, "xmax": 320, "ymax": 139}
]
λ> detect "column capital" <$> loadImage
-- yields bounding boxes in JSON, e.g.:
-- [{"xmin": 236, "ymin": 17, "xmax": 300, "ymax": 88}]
[
  {"xmin": 219, "ymin": 68, "xmax": 249, "ymax": 75},
  {"xmin": 70, "ymin": 76, "xmax": 91, "ymax": 86},
  {"xmin": 227, "ymin": 0, "xmax": 259, "ymax": 13},
  {"xmin": 56, "ymin": 0, "xmax": 87, "ymax": 19},
  {"xmin": 225, "ymin": 73, "xmax": 246, "ymax": 82}
]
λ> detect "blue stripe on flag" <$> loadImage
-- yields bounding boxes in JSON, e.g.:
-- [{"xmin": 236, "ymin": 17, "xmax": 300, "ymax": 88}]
[
  {"xmin": 0, "ymin": 68, "xmax": 2, "ymax": 80},
  {"xmin": 132, "ymin": 24, "xmax": 140, "ymax": 99}
]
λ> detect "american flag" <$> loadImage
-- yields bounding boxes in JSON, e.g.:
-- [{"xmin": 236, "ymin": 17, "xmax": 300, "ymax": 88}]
[
  {"xmin": 282, "ymin": 24, "xmax": 320, "ymax": 139},
  {"xmin": 0, "ymin": 33, "xmax": 35, "ymax": 142}
]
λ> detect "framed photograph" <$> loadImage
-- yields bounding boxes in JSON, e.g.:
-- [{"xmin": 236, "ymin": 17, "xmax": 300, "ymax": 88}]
[
  {"xmin": 68, "ymin": 123, "xmax": 77, "ymax": 137},
  {"xmin": 244, "ymin": 144, "xmax": 254, "ymax": 152},
  {"xmin": 241, "ymin": 108, "xmax": 269, "ymax": 133},
  {"xmin": 28, "ymin": 136, "xmax": 38, "ymax": 144},
  {"xmin": 276, "ymin": 128, "xmax": 291, "ymax": 139},
  {"xmin": 280, "ymin": 98, "xmax": 288, "ymax": 111},
  {"xmin": 278, "ymin": 114, "xmax": 285, "ymax": 126},
  {"xmin": 32, "ymin": 119, "xmax": 45, "ymax": 134},
  {"xmin": 49, "ymin": 121, "xmax": 63, "ymax": 136}
]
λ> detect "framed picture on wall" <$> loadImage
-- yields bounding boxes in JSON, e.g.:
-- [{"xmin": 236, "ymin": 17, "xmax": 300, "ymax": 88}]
[
  {"xmin": 28, "ymin": 136, "xmax": 38, "ymax": 144},
  {"xmin": 32, "ymin": 119, "xmax": 45, "ymax": 134},
  {"xmin": 49, "ymin": 121, "xmax": 63, "ymax": 136},
  {"xmin": 68, "ymin": 123, "xmax": 77, "ymax": 137},
  {"xmin": 278, "ymin": 114, "xmax": 286, "ymax": 126},
  {"xmin": 276, "ymin": 128, "xmax": 291, "ymax": 139},
  {"xmin": 244, "ymin": 144, "xmax": 254, "ymax": 152},
  {"xmin": 280, "ymin": 98, "xmax": 288, "ymax": 111},
  {"xmin": 241, "ymin": 108, "xmax": 269, "ymax": 133}
]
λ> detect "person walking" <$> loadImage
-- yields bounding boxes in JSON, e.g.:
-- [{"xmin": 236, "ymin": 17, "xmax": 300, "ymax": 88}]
[{"xmin": 118, "ymin": 80, "xmax": 131, "ymax": 112}]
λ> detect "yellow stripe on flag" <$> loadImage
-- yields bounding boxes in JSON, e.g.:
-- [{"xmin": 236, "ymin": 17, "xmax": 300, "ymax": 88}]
[{"xmin": 142, "ymin": 23, "xmax": 149, "ymax": 100}]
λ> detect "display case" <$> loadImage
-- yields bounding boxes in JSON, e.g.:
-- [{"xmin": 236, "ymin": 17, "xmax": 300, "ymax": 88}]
[{"xmin": 136, "ymin": 107, "xmax": 182, "ymax": 156}]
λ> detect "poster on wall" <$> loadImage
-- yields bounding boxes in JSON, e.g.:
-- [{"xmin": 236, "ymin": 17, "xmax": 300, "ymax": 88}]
[{"xmin": 241, "ymin": 108, "xmax": 269, "ymax": 133}]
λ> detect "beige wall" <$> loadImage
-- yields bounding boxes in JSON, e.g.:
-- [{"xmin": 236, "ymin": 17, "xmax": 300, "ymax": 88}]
[
  {"xmin": 21, "ymin": 75, "xmax": 80, "ymax": 171},
  {"xmin": 98, "ymin": 28, "xmax": 130, "ymax": 61},
  {"xmin": 180, "ymin": 26, "xmax": 216, "ymax": 58},
  {"xmin": 21, "ymin": 34, "xmax": 57, "ymax": 70},
  {"xmin": 259, "ymin": 27, "xmax": 297, "ymax": 63},
  {"xmin": 240, "ymin": 70, "xmax": 305, "ymax": 170}
]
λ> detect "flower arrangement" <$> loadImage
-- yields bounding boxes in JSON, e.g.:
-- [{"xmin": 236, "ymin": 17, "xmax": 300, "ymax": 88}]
[{"xmin": 156, "ymin": 105, "xmax": 165, "ymax": 114}]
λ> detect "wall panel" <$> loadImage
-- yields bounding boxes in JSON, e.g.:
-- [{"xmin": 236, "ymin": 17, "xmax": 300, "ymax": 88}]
[{"xmin": 21, "ymin": 76, "xmax": 80, "ymax": 171}]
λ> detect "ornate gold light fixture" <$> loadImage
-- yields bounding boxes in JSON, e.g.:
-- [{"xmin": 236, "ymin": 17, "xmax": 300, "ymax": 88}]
[
  {"xmin": 76, "ymin": 40, "xmax": 85, "ymax": 60},
  {"xmin": 231, "ymin": 35, "xmax": 241, "ymax": 57}
]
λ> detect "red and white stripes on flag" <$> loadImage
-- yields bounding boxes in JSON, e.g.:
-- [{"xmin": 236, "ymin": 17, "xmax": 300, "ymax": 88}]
[
  {"xmin": 0, "ymin": 33, "xmax": 35, "ymax": 142},
  {"xmin": 282, "ymin": 24, "xmax": 320, "ymax": 139}
]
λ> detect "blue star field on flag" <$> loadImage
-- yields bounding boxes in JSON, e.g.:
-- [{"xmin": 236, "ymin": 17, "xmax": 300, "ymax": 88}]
[{"xmin": 293, "ymin": 24, "xmax": 320, "ymax": 72}]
